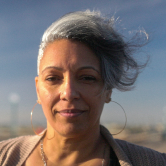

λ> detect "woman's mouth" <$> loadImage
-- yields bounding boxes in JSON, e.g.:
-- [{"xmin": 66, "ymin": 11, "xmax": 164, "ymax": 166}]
[{"xmin": 55, "ymin": 109, "xmax": 86, "ymax": 118}]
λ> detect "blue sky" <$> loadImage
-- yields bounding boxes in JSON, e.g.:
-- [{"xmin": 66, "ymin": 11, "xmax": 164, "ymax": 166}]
[{"xmin": 0, "ymin": 0, "xmax": 166, "ymax": 126}]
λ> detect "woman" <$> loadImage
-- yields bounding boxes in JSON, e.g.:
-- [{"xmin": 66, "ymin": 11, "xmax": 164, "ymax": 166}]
[{"xmin": 0, "ymin": 10, "xmax": 166, "ymax": 166}]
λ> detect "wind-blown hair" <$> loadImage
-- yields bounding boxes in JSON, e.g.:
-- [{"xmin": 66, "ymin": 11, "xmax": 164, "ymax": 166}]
[{"xmin": 38, "ymin": 10, "xmax": 148, "ymax": 91}]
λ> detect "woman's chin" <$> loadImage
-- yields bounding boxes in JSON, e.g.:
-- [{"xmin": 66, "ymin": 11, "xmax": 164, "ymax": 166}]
[{"xmin": 53, "ymin": 123, "xmax": 89, "ymax": 138}]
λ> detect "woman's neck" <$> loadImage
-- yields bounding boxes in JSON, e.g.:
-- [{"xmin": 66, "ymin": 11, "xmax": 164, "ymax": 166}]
[{"xmin": 41, "ymin": 124, "xmax": 106, "ymax": 166}]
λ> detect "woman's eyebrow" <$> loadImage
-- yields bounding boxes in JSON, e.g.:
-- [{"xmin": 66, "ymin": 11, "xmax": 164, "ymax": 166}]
[
  {"xmin": 78, "ymin": 66, "xmax": 100, "ymax": 74},
  {"xmin": 41, "ymin": 66, "xmax": 100, "ymax": 74},
  {"xmin": 41, "ymin": 66, "xmax": 63, "ymax": 74}
]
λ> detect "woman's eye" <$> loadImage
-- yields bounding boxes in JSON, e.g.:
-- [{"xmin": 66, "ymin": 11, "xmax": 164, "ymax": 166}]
[
  {"xmin": 46, "ymin": 76, "xmax": 61, "ymax": 82},
  {"xmin": 80, "ymin": 76, "xmax": 96, "ymax": 82}
]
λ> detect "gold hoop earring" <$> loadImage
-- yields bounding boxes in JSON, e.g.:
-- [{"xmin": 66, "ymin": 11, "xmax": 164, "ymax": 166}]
[
  {"xmin": 109, "ymin": 99, "xmax": 127, "ymax": 135},
  {"xmin": 31, "ymin": 101, "xmax": 44, "ymax": 136},
  {"xmin": 31, "ymin": 101, "xmax": 55, "ymax": 140}
]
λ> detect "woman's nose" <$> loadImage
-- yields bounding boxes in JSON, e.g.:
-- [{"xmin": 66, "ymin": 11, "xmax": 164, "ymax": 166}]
[{"xmin": 60, "ymin": 77, "xmax": 80, "ymax": 102}]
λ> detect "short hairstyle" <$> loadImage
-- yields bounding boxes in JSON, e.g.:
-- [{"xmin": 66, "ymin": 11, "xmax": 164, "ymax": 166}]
[{"xmin": 38, "ymin": 10, "xmax": 148, "ymax": 91}]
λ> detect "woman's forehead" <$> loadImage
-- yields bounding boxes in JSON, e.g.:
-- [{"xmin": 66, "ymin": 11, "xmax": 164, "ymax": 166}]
[{"xmin": 39, "ymin": 39, "xmax": 100, "ymax": 73}]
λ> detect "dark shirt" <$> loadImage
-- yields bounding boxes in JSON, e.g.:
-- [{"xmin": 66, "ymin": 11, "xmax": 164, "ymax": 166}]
[{"xmin": 110, "ymin": 146, "xmax": 120, "ymax": 166}]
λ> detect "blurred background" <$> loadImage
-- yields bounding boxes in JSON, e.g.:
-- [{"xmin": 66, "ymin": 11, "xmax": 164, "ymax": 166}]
[{"xmin": 0, "ymin": 0, "xmax": 166, "ymax": 152}]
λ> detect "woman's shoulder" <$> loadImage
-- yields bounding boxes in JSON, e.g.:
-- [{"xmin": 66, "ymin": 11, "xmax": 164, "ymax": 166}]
[
  {"xmin": 115, "ymin": 138, "xmax": 165, "ymax": 154},
  {"xmin": 0, "ymin": 135, "xmax": 41, "ymax": 152},
  {"xmin": 0, "ymin": 135, "xmax": 41, "ymax": 166},
  {"xmin": 115, "ymin": 138, "xmax": 166, "ymax": 165},
  {"xmin": 100, "ymin": 125, "xmax": 166, "ymax": 165}
]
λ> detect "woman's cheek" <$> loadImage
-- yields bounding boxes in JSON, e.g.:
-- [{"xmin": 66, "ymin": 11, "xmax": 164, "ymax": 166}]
[
  {"xmin": 39, "ymin": 83, "xmax": 52, "ymax": 100},
  {"xmin": 40, "ymin": 87, "xmax": 58, "ymax": 111}
]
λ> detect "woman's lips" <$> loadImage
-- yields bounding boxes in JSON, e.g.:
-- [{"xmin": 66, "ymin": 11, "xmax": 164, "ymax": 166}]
[{"xmin": 55, "ymin": 109, "xmax": 85, "ymax": 118}]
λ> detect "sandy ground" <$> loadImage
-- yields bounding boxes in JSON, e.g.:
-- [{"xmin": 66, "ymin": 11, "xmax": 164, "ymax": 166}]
[{"xmin": 0, "ymin": 126, "xmax": 166, "ymax": 153}]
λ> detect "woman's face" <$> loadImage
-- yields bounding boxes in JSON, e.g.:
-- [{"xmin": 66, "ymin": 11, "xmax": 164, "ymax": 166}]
[{"xmin": 36, "ymin": 39, "xmax": 112, "ymax": 137}]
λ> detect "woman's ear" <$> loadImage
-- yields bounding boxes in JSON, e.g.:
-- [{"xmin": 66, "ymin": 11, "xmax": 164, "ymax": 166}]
[
  {"xmin": 105, "ymin": 89, "xmax": 112, "ymax": 103},
  {"xmin": 35, "ymin": 76, "xmax": 41, "ymax": 104}
]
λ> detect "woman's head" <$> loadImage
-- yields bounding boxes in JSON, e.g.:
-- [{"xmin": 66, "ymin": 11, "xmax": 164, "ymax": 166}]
[
  {"xmin": 36, "ymin": 10, "xmax": 149, "ymax": 137},
  {"xmin": 36, "ymin": 39, "xmax": 112, "ymax": 137},
  {"xmin": 38, "ymin": 10, "xmax": 148, "ymax": 92}
]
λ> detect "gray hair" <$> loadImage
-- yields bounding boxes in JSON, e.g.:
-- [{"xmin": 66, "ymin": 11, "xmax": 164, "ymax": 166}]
[{"xmin": 38, "ymin": 10, "xmax": 148, "ymax": 91}]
